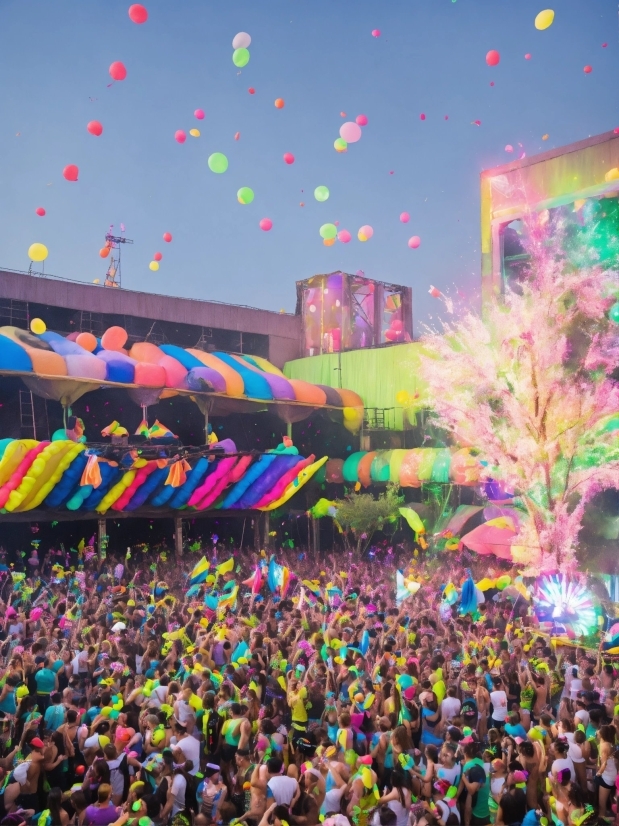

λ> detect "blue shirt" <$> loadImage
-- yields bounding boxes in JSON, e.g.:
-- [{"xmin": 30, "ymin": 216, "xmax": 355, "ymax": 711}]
[
  {"xmin": 504, "ymin": 722, "xmax": 528, "ymax": 739},
  {"xmin": 44, "ymin": 703, "xmax": 65, "ymax": 731},
  {"xmin": 34, "ymin": 668, "xmax": 56, "ymax": 694}
]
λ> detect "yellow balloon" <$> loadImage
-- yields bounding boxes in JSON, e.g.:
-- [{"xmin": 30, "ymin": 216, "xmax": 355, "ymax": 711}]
[
  {"xmin": 396, "ymin": 390, "xmax": 411, "ymax": 406},
  {"xmin": 189, "ymin": 129, "xmax": 200, "ymax": 137},
  {"xmin": 149, "ymin": 261, "xmax": 160, "ymax": 271},
  {"xmin": 28, "ymin": 242, "xmax": 48, "ymax": 262},
  {"xmin": 534, "ymin": 9, "xmax": 554, "ymax": 30},
  {"xmin": 343, "ymin": 407, "xmax": 359, "ymax": 421},
  {"xmin": 30, "ymin": 318, "xmax": 47, "ymax": 335},
  {"xmin": 605, "ymin": 168, "xmax": 619, "ymax": 182}
]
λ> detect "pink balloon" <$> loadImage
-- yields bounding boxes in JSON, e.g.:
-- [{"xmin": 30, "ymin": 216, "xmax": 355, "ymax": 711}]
[
  {"xmin": 356, "ymin": 114, "xmax": 368, "ymax": 126},
  {"xmin": 259, "ymin": 218, "xmax": 273, "ymax": 231},
  {"xmin": 153, "ymin": 252, "xmax": 162, "ymax": 261},
  {"xmin": 525, "ymin": 53, "xmax": 532, "ymax": 60},
  {"xmin": 408, "ymin": 236, "xmax": 421, "ymax": 249},
  {"xmin": 87, "ymin": 120, "xmax": 103, "ymax": 136},
  {"xmin": 109, "ymin": 61, "xmax": 127, "ymax": 81},
  {"xmin": 35, "ymin": 207, "xmax": 46, "ymax": 217},
  {"xmin": 63, "ymin": 164, "xmax": 79, "ymax": 182},
  {"xmin": 340, "ymin": 122, "xmax": 362, "ymax": 143},
  {"xmin": 163, "ymin": 232, "xmax": 172, "ymax": 242},
  {"xmin": 371, "ymin": 29, "xmax": 381, "ymax": 37},
  {"xmin": 505, "ymin": 145, "xmax": 514, "ymax": 153},
  {"xmin": 420, "ymin": 113, "xmax": 426, "ymax": 120},
  {"xmin": 283, "ymin": 153, "xmax": 295, "ymax": 164},
  {"xmin": 358, "ymin": 225, "xmax": 373, "ymax": 240},
  {"xmin": 194, "ymin": 109, "xmax": 205, "ymax": 120},
  {"xmin": 175, "ymin": 130, "xmax": 186, "ymax": 143},
  {"xmin": 128, "ymin": 4, "xmax": 148, "ymax": 24},
  {"xmin": 338, "ymin": 230, "xmax": 351, "ymax": 243},
  {"xmin": 583, "ymin": 65, "xmax": 593, "ymax": 73},
  {"xmin": 486, "ymin": 50, "xmax": 500, "ymax": 67},
  {"xmin": 400, "ymin": 212, "xmax": 410, "ymax": 223}
]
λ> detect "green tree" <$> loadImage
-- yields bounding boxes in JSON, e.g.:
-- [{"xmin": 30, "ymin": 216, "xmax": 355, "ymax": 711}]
[{"xmin": 334, "ymin": 483, "xmax": 404, "ymax": 554}]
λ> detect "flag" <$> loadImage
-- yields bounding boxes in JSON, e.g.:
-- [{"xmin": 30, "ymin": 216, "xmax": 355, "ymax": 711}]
[
  {"xmin": 216, "ymin": 557, "xmax": 234, "ymax": 577},
  {"xmin": 217, "ymin": 585, "xmax": 238, "ymax": 616},
  {"xmin": 189, "ymin": 556, "xmax": 210, "ymax": 586},
  {"xmin": 268, "ymin": 556, "xmax": 281, "ymax": 593},
  {"xmin": 280, "ymin": 566, "xmax": 290, "ymax": 597}
]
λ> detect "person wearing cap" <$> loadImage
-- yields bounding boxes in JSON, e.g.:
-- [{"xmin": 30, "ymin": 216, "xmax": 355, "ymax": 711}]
[
  {"xmin": 196, "ymin": 763, "xmax": 227, "ymax": 821},
  {"xmin": 14, "ymin": 734, "xmax": 46, "ymax": 813}
]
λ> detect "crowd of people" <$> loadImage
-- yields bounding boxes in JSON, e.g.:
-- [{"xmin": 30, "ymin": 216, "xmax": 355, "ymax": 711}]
[{"xmin": 0, "ymin": 546, "xmax": 615, "ymax": 826}]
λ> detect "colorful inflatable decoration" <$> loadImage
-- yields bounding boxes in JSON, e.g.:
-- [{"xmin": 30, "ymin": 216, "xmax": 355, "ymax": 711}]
[
  {"xmin": 0, "ymin": 325, "xmax": 363, "ymax": 426},
  {"xmin": 0, "ymin": 439, "xmax": 325, "ymax": 516}
]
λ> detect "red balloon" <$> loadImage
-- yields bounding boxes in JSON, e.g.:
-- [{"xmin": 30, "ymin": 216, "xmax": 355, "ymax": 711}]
[
  {"xmin": 486, "ymin": 50, "xmax": 500, "ymax": 67},
  {"xmin": 163, "ymin": 232, "xmax": 172, "ymax": 243},
  {"xmin": 109, "ymin": 61, "xmax": 127, "ymax": 81},
  {"xmin": 283, "ymin": 153, "xmax": 295, "ymax": 164},
  {"xmin": 35, "ymin": 207, "xmax": 46, "ymax": 217},
  {"xmin": 63, "ymin": 164, "xmax": 79, "ymax": 182},
  {"xmin": 128, "ymin": 4, "xmax": 148, "ymax": 23},
  {"xmin": 87, "ymin": 120, "xmax": 103, "ymax": 136},
  {"xmin": 153, "ymin": 252, "xmax": 162, "ymax": 261},
  {"xmin": 248, "ymin": 87, "xmax": 255, "ymax": 94},
  {"xmin": 525, "ymin": 53, "xmax": 532, "ymax": 60},
  {"xmin": 583, "ymin": 65, "xmax": 593, "ymax": 73}
]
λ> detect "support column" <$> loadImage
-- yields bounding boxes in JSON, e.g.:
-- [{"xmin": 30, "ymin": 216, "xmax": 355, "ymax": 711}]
[
  {"xmin": 174, "ymin": 517, "xmax": 183, "ymax": 557},
  {"xmin": 253, "ymin": 518, "xmax": 260, "ymax": 553},
  {"xmin": 263, "ymin": 512, "xmax": 271, "ymax": 551},
  {"xmin": 286, "ymin": 422, "xmax": 292, "ymax": 440},
  {"xmin": 311, "ymin": 516, "xmax": 320, "ymax": 555},
  {"xmin": 97, "ymin": 517, "xmax": 106, "ymax": 558}
]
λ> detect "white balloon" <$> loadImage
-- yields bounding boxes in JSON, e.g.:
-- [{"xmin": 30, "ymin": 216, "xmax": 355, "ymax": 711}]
[{"xmin": 232, "ymin": 31, "xmax": 251, "ymax": 49}]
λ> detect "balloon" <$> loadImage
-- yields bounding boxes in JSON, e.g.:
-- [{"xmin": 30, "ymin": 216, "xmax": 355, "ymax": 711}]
[
  {"xmin": 63, "ymin": 164, "xmax": 79, "ymax": 182},
  {"xmin": 234, "ymin": 132, "xmax": 240, "ymax": 140},
  {"xmin": 149, "ymin": 261, "xmax": 159, "ymax": 271},
  {"xmin": 319, "ymin": 223, "xmax": 337, "ymax": 240},
  {"xmin": 534, "ymin": 9, "xmax": 554, "ymax": 30},
  {"xmin": 605, "ymin": 168, "xmax": 619, "ymax": 182},
  {"xmin": 274, "ymin": 98, "xmax": 285, "ymax": 109},
  {"xmin": 334, "ymin": 138, "xmax": 347, "ymax": 153},
  {"xmin": 87, "ymin": 120, "xmax": 103, "ymax": 136},
  {"xmin": 232, "ymin": 32, "xmax": 251, "ymax": 49},
  {"xmin": 323, "ymin": 238, "xmax": 336, "ymax": 247},
  {"xmin": 232, "ymin": 48, "xmax": 250, "ymax": 68},
  {"xmin": 408, "ymin": 236, "xmax": 421, "ymax": 249},
  {"xmin": 609, "ymin": 302, "xmax": 619, "ymax": 324},
  {"xmin": 486, "ymin": 50, "xmax": 500, "ymax": 66},
  {"xmin": 400, "ymin": 212, "xmax": 410, "ymax": 223},
  {"xmin": 101, "ymin": 326, "xmax": 128, "ymax": 351},
  {"xmin": 35, "ymin": 207, "xmax": 46, "ymax": 217},
  {"xmin": 76, "ymin": 332, "xmax": 97, "ymax": 352},
  {"xmin": 396, "ymin": 390, "xmax": 411, "ymax": 405},
  {"xmin": 194, "ymin": 109, "xmax": 205, "ymax": 120},
  {"xmin": 340, "ymin": 122, "xmax": 362, "ymax": 143},
  {"xmin": 358, "ymin": 225, "xmax": 373, "ymax": 242},
  {"xmin": 525, "ymin": 53, "xmax": 532, "ymax": 59},
  {"xmin": 283, "ymin": 153, "xmax": 295, "ymax": 164},
  {"xmin": 109, "ymin": 61, "xmax": 127, "ymax": 81},
  {"xmin": 391, "ymin": 319, "xmax": 403, "ymax": 332},
  {"xmin": 99, "ymin": 247, "xmax": 110, "ymax": 258},
  {"xmin": 175, "ymin": 130, "xmax": 186, "ymax": 143},
  {"xmin": 163, "ymin": 232, "xmax": 172, "ymax": 242},
  {"xmin": 237, "ymin": 187, "xmax": 255, "ymax": 205},
  {"xmin": 583, "ymin": 65, "xmax": 592, "ymax": 73},
  {"xmin": 338, "ymin": 230, "xmax": 351, "ymax": 243},
  {"xmin": 208, "ymin": 153, "xmax": 228, "ymax": 173},
  {"xmin": 371, "ymin": 29, "xmax": 381, "ymax": 37},
  {"xmin": 420, "ymin": 113, "xmax": 426, "ymax": 120},
  {"xmin": 356, "ymin": 114, "xmax": 368, "ymax": 126},
  {"xmin": 505, "ymin": 145, "xmax": 514, "ymax": 152},
  {"xmin": 28, "ymin": 243, "xmax": 48, "ymax": 262},
  {"xmin": 128, "ymin": 4, "xmax": 148, "ymax": 23},
  {"xmin": 259, "ymin": 218, "xmax": 272, "ymax": 231},
  {"xmin": 189, "ymin": 129, "xmax": 200, "ymax": 137},
  {"xmin": 248, "ymin": 87, "xmax": 255, "ymax": 94},
  {"xmin": 314, "ymin": 185, "xmax": 330, "ymax": 202},
  {"xmin": 153, "ymin": 252, "xmax": 162, "ymax": 261},
  {"xmin": 30, "ymin": 318, "xmax": 46, "ymax": 335}
]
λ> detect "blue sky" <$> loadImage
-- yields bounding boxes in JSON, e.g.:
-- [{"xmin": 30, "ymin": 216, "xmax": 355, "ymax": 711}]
[{"xmin": 0, "ymin": 0, "xmax": 617, "ymax": 331}]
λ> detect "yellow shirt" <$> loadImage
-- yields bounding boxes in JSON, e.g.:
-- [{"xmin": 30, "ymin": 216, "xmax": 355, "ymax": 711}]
[{"xmin": 289, "ymin": 686, "xmax": 308, "ymax": 722}]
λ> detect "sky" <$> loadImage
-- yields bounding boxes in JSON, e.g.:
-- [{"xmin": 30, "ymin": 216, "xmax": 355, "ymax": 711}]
[{"xmin": 0, "ymin": 0, "xmax": 617, "ymax": 333}]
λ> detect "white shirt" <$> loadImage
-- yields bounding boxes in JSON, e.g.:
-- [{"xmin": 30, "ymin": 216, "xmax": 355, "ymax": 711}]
[
  {"xmin": 570, "ymin": 679, "xmax": 583, "ymax": 701},
  {"xmin": 171, "ymin": 774, "xmax": 187, "ymax": 815},
  {"xmin": 173, "ymin": 735, "xmax": 200, "ymax": 775},
  {"xmin": 441, "ymin": 697, "xmax": 461, "ymax": 721},
  {"xmin": 490, "ymin": 690, "xmax": 508, "ymax": 721},
  {"xmin": 268, "ymin": 775, "xmax": 299, "ymax": 806}
]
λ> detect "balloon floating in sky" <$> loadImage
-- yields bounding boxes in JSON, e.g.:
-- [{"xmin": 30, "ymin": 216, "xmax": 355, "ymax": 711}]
[
  {"xmin": 35, "ymin": 207, "xmax": 46, "ymax": 217},
  {"xmin": 400, "ymin": 212, "xmax": 410, "ymax": 223},
  {"xmin": 334, "ymin": 138, "xmax": 347, "ymax": 153},
  {"xmin": 408, "ymin": 236, "xmax": 421, "ymax": 249},
  {"xmin": 149, "ymin": 261, "xmax": 159, "ymax": 272},
  {"xmin": 189, "ymin": 129, "xmax": 200, "ymax": 137},
  {"xmin": 486, "ymin": 50, "xmax": 500, "ymax": 66},
  {"xmin": 109, "ymin": 61, "xmax": 127, "ymax": 81},
  {"xmin": 63, "ymin": 164, "xmax": 79, "ymax": 182},
  {"xmin": 371, "ymin": 29, "xmax": 381, "ymax": 37},
  {"xmin": 194, "ymin": 109, "xmax": 205, "ymax": 120},
  {"xmin": 175, "ymin": 130, "xmax": 186, "ymax": 143},
  {"xmin": 525, "ymin": 53, "xmax": 532, "ymax": 59},
  {"xmin": 314, "ymin": 186, "xmax": 330, "ymax": 202},
  {"xmin": 87, "ymin": 120, "xmax": 103, "ymax": 136},
  {"xmin": 534, "ymin": 9, "xmax": 554, "ymax": 30},
  {"xmin": 259, "ymin": 218, "xmax": 272, "ymax": 231},
  {"xmin": 420, "ymin": 113, "xmax": 426, "ymax": 120},
  {"xmin": 340, "ymin": 122, "xmax": 362, "ymax": 143},
  {"xmin": 356, "ymin": 114, "xmax": 368, "ymax": 126},
  {"xmin": 233, "ymin": 48, "xmax": 250, "ymax": 68},
  {"xmin": 542, "ymin": 134, "xmax": 549, "ymax": 140},
  {"xmin": 30, "ymin": 318, "xmax": 46, "ymax": 335},
  {"xmin": 283, "ymin": 153, "xmax": 295, "ymax": 165},
  {"xmin": 505, "ymin": 144, "xmax": 514, "ymax": 152},
  {"xmin": 153, "ymin": 252, "xmax": 162, "ymax": 261},
  {"xmin": 163, "ymin": 232, "xmax": 172, "ymax": 242},
  {"xmin": 208, "ymin": 152, "xmax": 228, "ymax": 173},
  {"xmin": 358, "ymin": 225, "xmax": 373, "ymax": 242},
  {"xmin": 232, "ymin": 32, "xmax": 251, "ymax": 49},
  {"xmin": 319, "ymin": 223, "xmax": 337, "ymax": 240},
  {"xmin": 274, "ymin": 98, "xmax": 285, "ymax": 109},
  {"xmin": 248, "ymin": 88, "xmax": 255, "ymax": 94},
  {"xmin": 583, "ymin": 65, "xmax": 592, "ymax": 73},
  {"xmin": 99, "ymin": 247, "xmax": 110, "ymax": 258},
  {"xmin": 323, "ymin": 238, "xmax": 336, "ymax": 247},
  {"xmin": 338, "ymin": 230, "xmax": 351, "ymax": 243},
  {"xmin": 28, "ymin": 243, "xmax": 48, "ymax": 262},
  {"xmin": 128, "ymin": 4, "xmax": 148, "ymax": 24},
  {"xmin": 234, "ymin": 132, "xmax": 240, "ymax": 141},
  {"xmin": 237, "ymin": 186, "xmax": 255, "ymax": 205}
]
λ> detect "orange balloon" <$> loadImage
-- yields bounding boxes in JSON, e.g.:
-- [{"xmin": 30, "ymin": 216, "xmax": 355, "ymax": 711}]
[
  {"xmin": 323, "ymin": 238, "xmax": 336, "ymax": 246},
  {"xmin": 274, "ymin": 98, "xmax": 285, "ymax": 109},
  {"xmin": 76, "ymin": 332, "xmax": 98, "ymax": 352},
  {"xmin": 99, "ymin": 247, "xmax": 110, "ymax": 258},
  {"xmin": 101, "ymin": 326, "xmax": 128, "ymax": 351}
]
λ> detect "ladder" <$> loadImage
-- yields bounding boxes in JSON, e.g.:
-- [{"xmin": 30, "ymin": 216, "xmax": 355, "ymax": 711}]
[
  {"xmin": 78, "ymin": 311, "xmax": 104, "ymax": 337},
  {"xmin": 0, "ymin": 299, "xmax": 29, "ymax": 328},
  {"xmin": 19, "ymin": 391, "xmax": 50, "ymax": 440}
]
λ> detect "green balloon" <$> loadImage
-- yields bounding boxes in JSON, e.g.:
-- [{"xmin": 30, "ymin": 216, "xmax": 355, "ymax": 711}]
[
  {"xmin": 314, "ymin": 185, "xmax": 330, "ymax": 202},
  {"xmin": 232, "ymin": 48, "xmax": 250, "ymax": 67},
  {"xmin": 334, "ymin": 138, "xmax": 347, "ymax": 152},
  {"xmin": 609, "ymin": 302, "xmax": 619, "ymax": 323},
  {"xmin": 208, "ymin": 153, "xmax": 229, "ymax": 174},
  {"xmin": 319, "ymin": 223, "xmax": 337, "ymax": 240},
  {"xmin": 237, "ymin": 187, "xmax": 254, "ymax": 205}
]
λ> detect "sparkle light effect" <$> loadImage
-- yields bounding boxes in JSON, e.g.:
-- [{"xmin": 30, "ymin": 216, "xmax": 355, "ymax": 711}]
[{"xmin": 534, "ymin": 574, "xmax": 600, "ymax": 638}]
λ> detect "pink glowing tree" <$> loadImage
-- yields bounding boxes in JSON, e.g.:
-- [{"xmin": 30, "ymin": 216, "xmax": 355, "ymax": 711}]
[{"xmin": 418, "ymin": 220, "xmax": 619, "ymax": 573}]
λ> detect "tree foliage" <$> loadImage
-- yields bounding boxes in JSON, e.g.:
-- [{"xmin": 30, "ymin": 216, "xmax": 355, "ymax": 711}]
[{"xmin": 334, "ymin": 483, "xmax": 404, "ymax": 553}]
